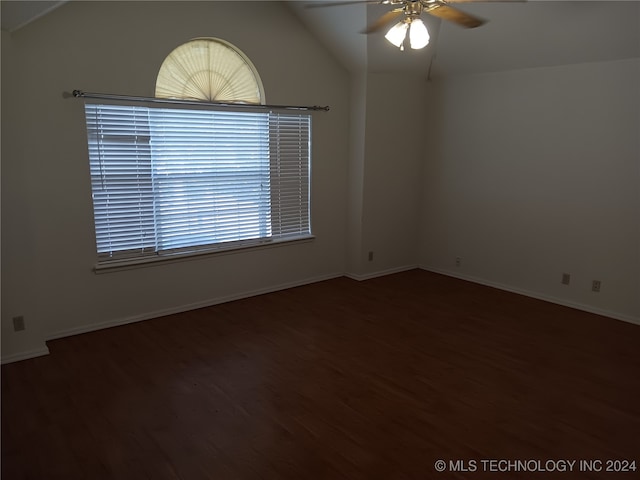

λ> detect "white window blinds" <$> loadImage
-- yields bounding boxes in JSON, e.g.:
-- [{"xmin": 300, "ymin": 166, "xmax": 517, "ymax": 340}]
[{"xmin": 84, "ymin": 102, "xmax": 311, "ymax": 263}]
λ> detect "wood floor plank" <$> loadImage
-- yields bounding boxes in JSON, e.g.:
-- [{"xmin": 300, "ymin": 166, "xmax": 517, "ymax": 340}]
[{"xmin": 2, "ymin": 270, "xmax": 639, "ymax": 479}]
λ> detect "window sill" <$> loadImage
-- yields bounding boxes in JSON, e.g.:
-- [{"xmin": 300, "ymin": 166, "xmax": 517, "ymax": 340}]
[{"xmin": 93, "ymin": 235, "xmax": 315, "ymax": 274}]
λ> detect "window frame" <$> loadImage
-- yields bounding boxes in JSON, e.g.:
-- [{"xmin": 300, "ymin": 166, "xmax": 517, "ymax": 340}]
[{"xmin": 84, "ymin": 99, "xmax": 314, "ymax": 273}]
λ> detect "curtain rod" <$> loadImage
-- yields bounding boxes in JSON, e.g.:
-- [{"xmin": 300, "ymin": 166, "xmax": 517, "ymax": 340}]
[{"xmin": 68, "ymin": 90, "xmax": 330, "ymax": 112}]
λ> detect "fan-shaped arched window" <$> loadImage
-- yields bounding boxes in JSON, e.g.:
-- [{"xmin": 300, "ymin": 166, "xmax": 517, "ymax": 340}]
[{"xmin": 155, "ymin": 38, "xmax": 265, "ymax": 104}]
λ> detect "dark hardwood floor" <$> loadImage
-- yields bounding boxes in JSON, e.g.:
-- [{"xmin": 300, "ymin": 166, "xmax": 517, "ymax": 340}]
[{"xmin": 2, "ymin": 270, "xmax": 639, "ymax": 479}]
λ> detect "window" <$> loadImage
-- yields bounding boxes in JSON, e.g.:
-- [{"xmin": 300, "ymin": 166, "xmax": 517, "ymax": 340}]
[
  {"xmin": 155, "ymin": 37, "xmax": 265, "ymax": 103},
  {"xmin": 84, "ymin": 39, "xmax": 311, "ymax": 268}
]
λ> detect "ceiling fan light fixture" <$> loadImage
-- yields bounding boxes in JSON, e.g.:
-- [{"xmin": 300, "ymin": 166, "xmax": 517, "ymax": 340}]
[
  {"xmin": 384, "ymin": 20, "xmax": 409, "ymax": 48},
  {"xmin": 409, "ymin": 18, "xmax": 430, "ymax": 49}
]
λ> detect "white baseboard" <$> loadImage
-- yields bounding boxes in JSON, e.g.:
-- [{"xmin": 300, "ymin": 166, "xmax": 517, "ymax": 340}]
[
  {"xmin": 420, "ymin": 265, "xmax": 640, "ymax": 326},
  {"xmin": 1, "ymin": 345, "xmax": 50, "ymax": 365},
  {"xmin": 46, "ymin": 272, "xmax": 344, "ymax": 342},
  {"xmin": 345, "ymin": 264, "xmax": 419, "ymax": 282},
  {"xmin": 10, "ymin": 265, "xmax": 635, "ymax": 365}
]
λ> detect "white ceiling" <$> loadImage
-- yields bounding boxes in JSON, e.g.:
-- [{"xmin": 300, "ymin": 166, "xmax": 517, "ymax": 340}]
[
  {"xmin": 0, "ymin": 0, "xmax": 65, "ymax": 32},
  {"xmin": 2, "ymin": 1, "xmax": 639, "ymax": 78},
  {"xmin": 433, "ymin": 1, "xmax": 640, "ymax": 76},
  {"xmin": 288, "ymin": 0, "xmax": 640, "ymax": 78}
]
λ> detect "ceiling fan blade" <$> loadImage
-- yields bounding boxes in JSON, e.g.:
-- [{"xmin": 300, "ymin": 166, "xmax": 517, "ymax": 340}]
[
  {"xmin": 305, "ymin": 0, "xmax": 384, "ymax": 8},
  {"xmin": 361, "ymin": 8, "xmax": 404, "ymax": 34},
  {"xmin": 426, "ymin": 4, "xmax": 485, "ymax": 28}
]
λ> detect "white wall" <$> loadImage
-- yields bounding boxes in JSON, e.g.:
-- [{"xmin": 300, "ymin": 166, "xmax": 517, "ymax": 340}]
[
  {"xmin": 1, "ymin": 1, "xmax": 351, "ymax": 362},
  {"xmin": 358, "ymin": 73, "xmax": 426, "ymax": 277},
  {"xmin": 346, "ymin": 72, "xmax": 426, "ymax": 279},
  {"xmin": 347, "ymin": 72, "xmax": 367, "ymax": 275},
  {"xmin": 421, "ymin": 58, "xmax": 640, "ymax": 322},
  {"xmin": 2, "ymin": 29, "xmax": 49, "ymax": 359}
]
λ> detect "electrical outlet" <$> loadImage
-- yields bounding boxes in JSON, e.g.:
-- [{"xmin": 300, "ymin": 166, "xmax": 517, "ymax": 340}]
[
  {"xmin": 12, "ymin": 316, "xmax": 25, "ymax": 332},
  {"xmin": 562, "ymin": 273, "xmax": 571, "ymax": 285},
  {"xmin": 592, "ymin": 280, "xmax": 601, "ymax": 293},
  {"xmin": 368, "ymin": 251, "xmax": 374, "ymax": 262},
  {"xmin": 455, "ymin": 257, "xmax": 461, "ymax": 267}
]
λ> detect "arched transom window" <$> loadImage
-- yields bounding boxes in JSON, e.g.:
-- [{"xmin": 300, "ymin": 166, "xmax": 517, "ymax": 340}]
[{"xmin": 155, "ymin": 37, "xmax": 265, "ymax": 104}]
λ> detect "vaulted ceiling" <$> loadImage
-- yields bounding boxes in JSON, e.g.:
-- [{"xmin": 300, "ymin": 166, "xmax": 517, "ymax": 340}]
[
  {"xmin": 289, "ymin": 1, "xmax": 640, "ymax": 78},
  {"xmin": 1, "ymin": 0, "xmax": 65, "ymax": 32},
  {"xmin": 2, "ymin": 1, "xmax": 639, "ymax": 78}
]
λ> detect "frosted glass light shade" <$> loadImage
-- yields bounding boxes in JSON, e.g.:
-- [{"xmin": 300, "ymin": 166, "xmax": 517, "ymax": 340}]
[
  {"xmin": 155, "ymin": 38, "xmax": 265, "ymax": 104},
  {"xmin": 385, "ymin": 21, "xmax": 409, "ymax": 48},
  {"xmin": 409, "ymin": 18, "xmax": 430, "ymax": 49}
]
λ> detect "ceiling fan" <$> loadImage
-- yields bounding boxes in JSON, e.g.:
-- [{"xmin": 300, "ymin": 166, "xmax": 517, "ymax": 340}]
[{"xmin": 307, "ymin": 0, "xmax": 518, "ymax": 51}]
